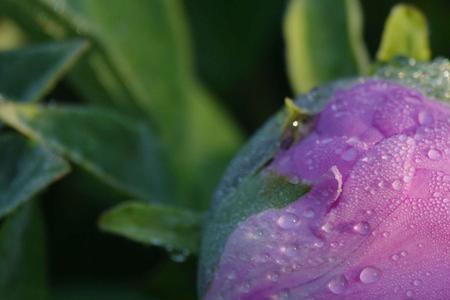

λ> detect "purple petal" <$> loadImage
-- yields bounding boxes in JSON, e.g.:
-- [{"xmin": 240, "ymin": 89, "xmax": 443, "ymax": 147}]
[{"xmin": 205, "ymin": 80, "xmax": 450, "ymax": 300}]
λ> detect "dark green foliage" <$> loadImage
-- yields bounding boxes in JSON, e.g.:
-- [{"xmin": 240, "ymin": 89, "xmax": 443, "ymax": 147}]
[
  {"xmin": 0, "ymin": 203, "xmax": 47, "ymax": 300},
  {"xmin": 0, "ymin": 133, "xmax": 69, "ymax": 217},
  {"xmin": 0, "ymin": 40, "xmax": 87, "ymax": 102}
]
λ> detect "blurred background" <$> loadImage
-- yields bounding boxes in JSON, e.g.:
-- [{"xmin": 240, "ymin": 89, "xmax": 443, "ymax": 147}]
[{"xmin": 0, "ymin": 1, "xmax": 448, "ymax": 300}]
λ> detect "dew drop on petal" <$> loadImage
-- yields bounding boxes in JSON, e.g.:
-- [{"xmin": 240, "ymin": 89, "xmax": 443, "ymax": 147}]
[
  {"xmin": 352, "ymin": 222, "xmax": 371, "ymax": 235},
  {"xmin": 428, "ymin": 148, "xmax": 442, "ymax": 160},
  {"xmin": 341, "ymin": 148, "xmax": 357, "ymax": 161},
  {"xmin": 240, "ymin": 282, "xmax": 251, "ymax": 293},
  {"xmin": 359, "ymin": 266, "xmax": 381, "ymax": 284},
  {"xmin": 227, "ymin": 271, "xmax": 236, "ymax": 280},
  {"xmin": 418, "ymin": 110, "xmax": 433, "ymax": 125},
  {"xmin": 321, "ymin": 222, "xmax": 333, "ymax": 233},
  {"xmin": 266, "ymin": 271, "xmax": 280, "ymax": 282},
  {"xmin": 303, "ymin": 209, "xmax": 315, "ymax": 219},
  {"xmin": 313, "ymin": 240, "xmax": 324, "ymax": 248},
  {"xmin": 391, "ymin": 254, "xmax": 400, "ymax": 261},
  {"xmin": 391, "ymin": 180, "xmax": 402, "ymax": 190},
  {"xmin": 277, "ymin": 213, "xmax": 299, "ymax": 229},
  {"xmin": 327, "ymin": 275, "xmax": 348, "ymax": 295}
]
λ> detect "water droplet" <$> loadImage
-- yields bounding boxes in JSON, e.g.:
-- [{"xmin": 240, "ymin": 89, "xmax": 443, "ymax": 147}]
[
  {"xmin": 403, "ymin": 175, "xmax": 413, "ymax": 183},
  {"xmin": 169, "ymin": 249, "xmax": 190, "ymax": 262},
  {"xmin": 342, "ymin": 148, "xmax": 357, "ymax": 161},
  {"xmin": 266, "ymin": 271, "xmax": 280, "ymax": 282},
  {"xmin": 392, "ymin": 180, "xmax": 402, "ymax": 190},
  {"xmin": 272, "ymin": 289, "xmax": 290, "ymax": 300},
  {"xmin": 365, "ymin": 209, "xmax": 374, "ymax": 215},
  {"xmin": 359, "ymin": 266, "xmax": 381, "ymax": 284},
  {"xmin": 303, "ymin": 209, "xmax": 315, "ymax": 218},
  {"xmin": 327, "ymin": 275, "xmax": 348, "ymax": 294},
  {"xmin": 418, "ymin": 110, "xmax": 433, "ymax": 125},
  {"xmin": 241, "ymin": 282, "xmax": 251, "ymax": 293},
  {"xmin": 400, "ymin": 250, "xmax": 408, "ymax": 257},
  {"xmin": 321, "ymin": 222, "xmax": 333, "ymax": 233},
  {"xmin": 227, "ymin": 271, "xmax": 237, "ymax": 280},
  {"xmin": 277, "ymin": 213, "xmax": 299, "ymax": 229},
  {"xmin": 313, "ymin": 240, "xmax": 324, "ymax": 248},
  {"xmin": 322, "ymin": 138, "xmax": 333, "ymax": 144},
  {"xmin": 391, "ymin": 254, "xmax": 400, "ymax": 261},
  {"xmin": 412, "ymin": 279, "xmax": 422, "ymax": 286},
  {"xmin": 280, "ymin": 244, "xmax": 298, "ymax": 257},
  {"xmin": 352, "ymin": 222, "xmax": 371, "ymax": 235},
  {"xmin": 406, "ymin": 290, "xmax": 415, "ymax": 298},
  {"xmin": 428, "ymin": 149, "xmax": 442, "ymax": 160}
]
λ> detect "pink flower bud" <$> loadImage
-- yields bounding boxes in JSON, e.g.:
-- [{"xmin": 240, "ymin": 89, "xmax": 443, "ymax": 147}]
[{"xmin": 205, "ymin": 80, "xmax": 450, "ymax": 300}]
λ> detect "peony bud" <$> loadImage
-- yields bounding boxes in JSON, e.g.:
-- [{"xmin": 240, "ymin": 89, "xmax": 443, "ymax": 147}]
[{"xmin": 200, "ymin": 59, "xmax": 450, "ymax": 300}]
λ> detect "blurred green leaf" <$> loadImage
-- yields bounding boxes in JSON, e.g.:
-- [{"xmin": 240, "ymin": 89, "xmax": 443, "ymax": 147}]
[
  {"xmin": 99, "ymin": 201, "xmax": 203, "ymax": 254},
  {"xmin": 0, "ymin": 39, "xmax": 88, "ymax": 102},
  {"xmin": 0, "ymin": 18, "xmax": 26, "ymax": 51},
  {"xmin": 2, "ymin": 0, "xmax": 243, "ymax": 209},
  {"xmin": 0, "ymin": 101, "xmax": 172, "ymax": 203},
  {"xmin": 0, "ymin": 0, "xmax": 136, "ymax": 110},
  {"xmin": 376, "ymin": 4, "xmax": 431, "ymax": 62},
  {"xmin": 199, "ymin": 173, "xmax": 309, "ymax": 295},
  {"xmin": 284, "ymin": 0, "xmax": 369, "ymax": 94},
  {"xmin": 0, "ymin": 133, "xmax": 69, "ymax": 218},
  {"xmin": 0, "ymin": 202, "xmax": 48, "ymax": 300}
]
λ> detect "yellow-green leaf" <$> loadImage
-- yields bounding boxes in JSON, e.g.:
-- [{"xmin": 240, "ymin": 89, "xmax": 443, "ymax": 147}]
[
  {"xmin": 284, "ymin": 0, "xmax": 369, "ymax": 94},
  {"xmin": 376, "ymin": 4, "xmax": 431, "ymax": 62}
]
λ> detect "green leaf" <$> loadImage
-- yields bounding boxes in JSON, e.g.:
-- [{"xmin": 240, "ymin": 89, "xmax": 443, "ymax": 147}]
[
  {"xmin": 284, "ymin": 0, "xmax": 369, "ymax": 94},
  {"xmin": 0, "ymin": 133, "xmax": 69, "ymax": 218},
  {"xmin": 0, "ymin": 18, "xmax": 26, "ymax": 51},
  {"xmin": 99, "ymin": 202, "xmax": 203, "ymax": 254},
  {"xmin": 3, "ymin": 0, "xmax": 243, "ymax": 209},
  {"xmin": 376, "ymin": 4, "xmax": 431, "ymax": 62},
  {"xmin": 199, "ymin": 173, "xmax": 309, "ymax": 295},
  {"xmin": 0, "ymin": 39, "xmax": 88, "ymax": 102},
  {"xmin": 0, "ymin": 101, "xmax": 172, "ymax": 204},
  {"xmin": 0, "ymin": 202, "xmax": 48, "ymax": 300}
]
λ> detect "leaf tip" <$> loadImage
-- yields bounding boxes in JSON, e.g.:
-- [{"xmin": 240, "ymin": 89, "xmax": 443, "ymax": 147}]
[{"xmin": 376, "ymin": 4, "xmax": 431, "ymax": 62}]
